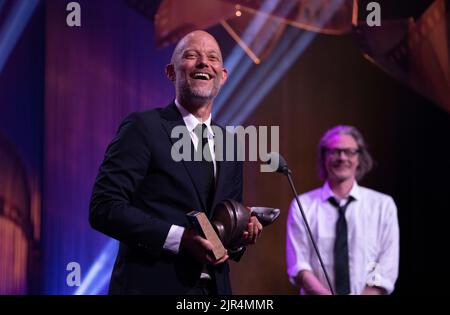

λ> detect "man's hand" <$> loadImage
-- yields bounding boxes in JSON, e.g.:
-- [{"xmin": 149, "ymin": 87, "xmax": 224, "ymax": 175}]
[
  {"xmin": 362, "ymin": 286, "xmax": 387, "ymax": 295},
  {"xmin": 297, "ymin": 270, "xmax": 332, "ymax": 295},
  {"xmin": 180, "ymin": 228, "xmax": 228, "ymax": 265},
  {"xmin": 242, "ymin": 215, "xmax": 263, "ymax": 245}
]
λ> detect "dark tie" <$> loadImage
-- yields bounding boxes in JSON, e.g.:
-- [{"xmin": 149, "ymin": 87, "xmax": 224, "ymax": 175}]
[
  {"xmin": 329, "ymin": 196, "xmax": 354, "ymax": 295},
  {"xmin": 194, "ymin": 123, "xmax": 215, "ymax": 213}
]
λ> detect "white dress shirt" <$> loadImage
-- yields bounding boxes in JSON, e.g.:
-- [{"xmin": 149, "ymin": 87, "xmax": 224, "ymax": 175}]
[
  {"xmin": 163, "ymin": 100, "xmax": 216, "ymax": 255},
  {"xmin": 286, "ymin": 181, "xmax": 400, "ymax": 294}
]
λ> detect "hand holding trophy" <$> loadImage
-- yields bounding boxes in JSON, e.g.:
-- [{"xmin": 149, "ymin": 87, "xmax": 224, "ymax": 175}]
[{"xmin": 187, "ymin": 199, "xmax": 280, "ymax": 259}]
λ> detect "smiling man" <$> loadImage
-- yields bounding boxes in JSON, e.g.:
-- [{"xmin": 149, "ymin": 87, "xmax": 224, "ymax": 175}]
[
  {"xmin": 89, "ymin": 30, "xmax": 262, "ymax": 295},
  {"xmin": 286, "ymin": 125, "xmax": 399, "ymax": 295}
]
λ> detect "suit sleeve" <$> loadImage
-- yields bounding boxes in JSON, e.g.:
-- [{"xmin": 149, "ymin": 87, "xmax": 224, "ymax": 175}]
[
  {"xmin": 230, "ymin": 132, "xmax": 243, "ymax": 203},
  {"xmin": 227, "ymin": 167, "xmax": 246, "ymax": 262},
  {"xmin": 89, "ymin": 113, "xmax": 172, "ymax": 256},
  {"xmin": 230, "ymin": 159, "xmax": 243, "ymax": 203},
  {"xmin": 228, "ymin": 139, "xmax": 244, "ymax": 261}
]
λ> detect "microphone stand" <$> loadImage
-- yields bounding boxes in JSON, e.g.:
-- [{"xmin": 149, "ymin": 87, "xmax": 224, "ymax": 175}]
[{"xmin": 281, "ymin": 166, "xmax": 336, "ymax": 295}]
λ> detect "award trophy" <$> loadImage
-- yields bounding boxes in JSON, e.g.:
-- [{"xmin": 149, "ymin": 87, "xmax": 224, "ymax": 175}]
[{"xmin": 187, "ymin": 199, "xmax": 280, "ymax": 259}]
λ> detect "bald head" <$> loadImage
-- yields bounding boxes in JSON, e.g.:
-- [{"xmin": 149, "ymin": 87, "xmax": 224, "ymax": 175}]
[
  {"xmin": 165, "ymin": 29, "xmax": 227, "ymax": 111},
  {"xmin": 170, "ymin": 30, "xmax": 223, "ymax": 65}
]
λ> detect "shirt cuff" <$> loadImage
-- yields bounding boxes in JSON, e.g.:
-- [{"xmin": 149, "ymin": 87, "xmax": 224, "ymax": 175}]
[
  {"xmin": 163, "ymin": 225, "xmax": 185, "ymax": 254},
  {"xmin": 288, "ymin": 263, "xmax": 313, "ymax": 287},
  {"xmin": 366, "ymin": 262, "xmax": 395, "ymax": 294}
]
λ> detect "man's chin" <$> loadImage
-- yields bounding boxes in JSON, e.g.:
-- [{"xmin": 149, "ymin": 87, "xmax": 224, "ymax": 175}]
[
  {"xmin": 189, "ymin": 89, "xmax": 220, "ymax": 101},
  {"xmin": 191, "ymin": 91, "xmax": 214, "ymax": 99},
  {"xmin": 331, "ymin": 173, "xmax": 353, "ymax": 182}
]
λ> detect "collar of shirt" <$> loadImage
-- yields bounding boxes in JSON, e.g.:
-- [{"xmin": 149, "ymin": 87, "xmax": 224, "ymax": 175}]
[
  {"xmin": 174, "ymin": 99, "xmax": 214, "ymax": 140},
  {"xmin": 174, "ymin": 99, "xmax": 217, "ymax": 178},
  {"xmin": 321, "ymin": 180, "xmax": 362, "ymax": 205}
]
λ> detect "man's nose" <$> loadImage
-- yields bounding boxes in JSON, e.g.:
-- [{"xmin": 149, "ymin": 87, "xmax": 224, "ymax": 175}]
[
  {"xmin": 196, "ymin": 54, "xmax": 209, "ymax": 67},
  {"xmin": 337, "ymin": 150, "xmax": 348, "ymax": 160}
]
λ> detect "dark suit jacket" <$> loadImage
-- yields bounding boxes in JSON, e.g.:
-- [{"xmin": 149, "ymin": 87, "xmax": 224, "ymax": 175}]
[{"xmin": 89, "ymin": 102, "xmax": 243, "ymax": 294}]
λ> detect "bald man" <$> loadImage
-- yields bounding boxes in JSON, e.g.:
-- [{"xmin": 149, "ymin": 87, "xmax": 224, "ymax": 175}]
[{"xmin": 89, "ymin": 30, "xmax": 262, "ymax": 295}]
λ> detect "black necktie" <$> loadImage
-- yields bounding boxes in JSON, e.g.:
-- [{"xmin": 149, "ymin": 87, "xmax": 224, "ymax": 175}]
[
  {"xmin": 329, "ymin": 196, "xmax": 354, "ymax": 295},
  {"xmin": 194, "ymin": 123, "xmax": 215, "ymax": 213}
]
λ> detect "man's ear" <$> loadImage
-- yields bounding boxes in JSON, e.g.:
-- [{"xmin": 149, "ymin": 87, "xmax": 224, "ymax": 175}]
[
  {"xmin": 165, "ymin": 64, "xmax": 175, "ymax": 81},
  {"xmin": 220, "ymin": 67, "xmax": 228, "ymax": 85}
]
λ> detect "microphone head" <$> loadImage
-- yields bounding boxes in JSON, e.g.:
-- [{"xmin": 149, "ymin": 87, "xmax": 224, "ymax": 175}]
[{"xmin": 266, "ymin": 152, "xmax": 290, "ymax": 174}]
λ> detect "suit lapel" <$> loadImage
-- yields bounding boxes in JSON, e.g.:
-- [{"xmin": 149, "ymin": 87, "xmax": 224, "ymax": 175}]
[
  {"xmin": 212, "ymin": 160, "xmax": 228, "ymax": 213},
  {"xmin": 211, "ymin": 122, "xmax": 230, "ymax": 215},
  {"xmin": 160, "ymin": 102, "xmax": 207, "ymax": 212}
]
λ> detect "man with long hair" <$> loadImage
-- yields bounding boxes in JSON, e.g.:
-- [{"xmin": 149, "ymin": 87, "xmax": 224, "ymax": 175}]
[{"xmin": 286, "ymin": 125, "xmax": 399, "ymax": 295}]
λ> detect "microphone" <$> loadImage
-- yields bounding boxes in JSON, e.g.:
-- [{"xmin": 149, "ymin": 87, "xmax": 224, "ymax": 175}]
[
  {"xmin": 265, "ymin": 152, "xmax": 335, "ymax": 295},
  {"xmin": 266, "ymin": 152, "xmax": 291, "ymax": 175}
]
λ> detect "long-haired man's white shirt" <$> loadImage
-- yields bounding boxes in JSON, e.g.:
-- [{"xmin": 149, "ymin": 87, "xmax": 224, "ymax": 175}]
[{"xmin": 286, "ymin": 181, "xmax": 399, "ymax": 294}]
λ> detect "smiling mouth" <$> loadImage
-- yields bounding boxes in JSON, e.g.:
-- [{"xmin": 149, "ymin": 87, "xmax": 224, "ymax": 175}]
[
  {"xmin": 333, "ymin": 163, "xmax": 351, "ymax": 169},
  {"xmin": 191, "ymin": 72, "xmax": 212, "ymax": 80}
]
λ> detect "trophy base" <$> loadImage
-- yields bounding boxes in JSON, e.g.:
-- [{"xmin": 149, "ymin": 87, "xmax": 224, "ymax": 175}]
[{"xmin": 186, "ymin": 211, "xmax": 227, "ymax": 260}]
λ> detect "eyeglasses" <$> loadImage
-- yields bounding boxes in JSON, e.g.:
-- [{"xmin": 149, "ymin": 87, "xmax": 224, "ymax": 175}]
[{"xmin": 325, "ymin": 148, "xmax": 360, "ymax": 158}]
